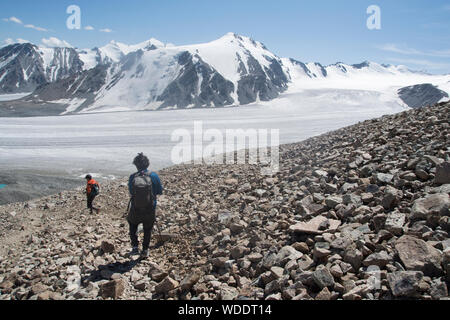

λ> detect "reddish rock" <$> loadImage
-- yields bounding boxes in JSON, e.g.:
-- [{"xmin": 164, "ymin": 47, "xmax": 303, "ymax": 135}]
[
  {"xmin": 99, "ymin": 279, "xmax": 125, "ymax": 299},
  {"xmin": 395, "ymin": 235, "xmax": 443, "ymax": 277}
]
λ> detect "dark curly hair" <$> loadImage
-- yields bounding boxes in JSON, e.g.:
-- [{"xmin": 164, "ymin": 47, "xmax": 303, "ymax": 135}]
[{"xmin": 133, "ymin": 153, "xmax": 150, "ymax": 171}]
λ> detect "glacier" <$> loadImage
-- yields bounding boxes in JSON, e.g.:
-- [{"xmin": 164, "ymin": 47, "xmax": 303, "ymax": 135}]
[{"xmin": 0, "ymin": 88, "xmax": 408, "ymax": 179}]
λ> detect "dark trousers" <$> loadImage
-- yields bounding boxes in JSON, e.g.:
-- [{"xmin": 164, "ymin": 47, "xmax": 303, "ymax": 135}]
[
  {"xmin": 87, "ymin": 194, "xmax": 97, "ymax": 212},
  {"xmin": 128, "ymin": 209, "xmax": 156, "ymax": 251}
]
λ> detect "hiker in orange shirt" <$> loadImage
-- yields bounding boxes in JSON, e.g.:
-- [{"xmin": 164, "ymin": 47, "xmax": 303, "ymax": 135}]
[{"xmin": 85, "ymin": 175, "xmax": 100, "ymax": 214}]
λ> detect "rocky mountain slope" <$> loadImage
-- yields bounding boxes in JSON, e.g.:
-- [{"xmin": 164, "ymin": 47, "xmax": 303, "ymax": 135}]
[
  {"xmin": 0, "ymin": 102, "xmax": 449, "ymax": 300},
  {"xmin": 398, "ymin": 83, "xmax": 449, "ymax": 109}
]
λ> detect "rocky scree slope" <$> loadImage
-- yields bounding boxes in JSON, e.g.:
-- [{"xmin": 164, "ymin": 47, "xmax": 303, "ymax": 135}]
[{"xmin": 0, "ymin": 102, "xmax": 449, "ymax": 300}]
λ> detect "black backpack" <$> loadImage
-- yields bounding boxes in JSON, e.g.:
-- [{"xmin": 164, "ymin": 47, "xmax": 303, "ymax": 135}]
[{"xmin": 131, "ymin": 172, "xmax": 154, "ymax": 211}]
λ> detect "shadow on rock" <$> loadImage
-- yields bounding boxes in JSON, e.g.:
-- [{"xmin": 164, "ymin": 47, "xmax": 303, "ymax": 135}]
[{"xmin": 82, "ymin": 258, "xmax": 143, "ymax": 283}]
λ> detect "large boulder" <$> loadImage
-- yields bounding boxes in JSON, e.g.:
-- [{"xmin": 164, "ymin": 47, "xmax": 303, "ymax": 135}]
[
  {"xmin": 395, "ymin": 235, "xmax": 443, "ymax": 277},
  {"xmin": 411, "ymin": 194, "xmax": 450, "ymax": 220},
  {"xmin": 387, "ymin": 271, "xmax": 423, "ymax": 298}
]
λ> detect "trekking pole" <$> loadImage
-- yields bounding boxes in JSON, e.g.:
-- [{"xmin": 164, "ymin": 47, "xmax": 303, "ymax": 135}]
[
  {"xmin": 154, "ymin": 218, "xmax": 166, "ymax": 255},
  {"xmin": 124, "ymin": 198, "xmax": 132, "ymax": 217}
]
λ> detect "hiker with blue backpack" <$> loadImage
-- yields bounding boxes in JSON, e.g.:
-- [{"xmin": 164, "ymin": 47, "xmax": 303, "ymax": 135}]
[{"xmin": 127, "ymin": 153, "xmax": 163, "ymax": 258}]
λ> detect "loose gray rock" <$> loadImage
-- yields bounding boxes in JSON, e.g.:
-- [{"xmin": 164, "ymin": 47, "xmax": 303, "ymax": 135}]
[
  {"xmin": 387, "ymin": 271, "xmax": 423, "ymax": 298},
  {"xmin": 385, "ymin": 211, "xmax": 406, "ymax": 236},
  {"xmin": 376, "ymin": 173, "xmax": 394, "ymax": 185},
  {"xmin": 430, "ymin": 278, "xmax": 448, "ymax": 299},
  {"xmin": 219, "ymin": 285, "xmax": 239, "ymax": 300},
  {"xmin": 325, "ymin": 196, "xmax": 343, "ymax": 209},
  {"xmin": 435, "ymin": 162, "xmax": 450, "ymax": 185},
  {"xmin": 312, "ymin": 266, "xmax": 335, "ymax": 289},
  {"xmin": 411, "ymin": 194, "xmax": 450, "ymax": 220},
  {"xmin": 363, "ymin": 251, "xmax": 391, "ymax": 268}
]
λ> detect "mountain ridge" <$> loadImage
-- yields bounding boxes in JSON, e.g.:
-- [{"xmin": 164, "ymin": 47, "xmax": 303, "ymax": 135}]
[{"xmin": 1, "ymin": 33, "xmax": 450, "ymax": 114}]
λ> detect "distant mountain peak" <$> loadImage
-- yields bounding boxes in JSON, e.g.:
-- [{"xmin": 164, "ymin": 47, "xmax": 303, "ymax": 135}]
[
  {"xmin": 215, "ymin": 32, "xmax": 266, "ymax": 48},
  {"xmin": 351, "ymin": 61, "xmax": 371, "ymax": 69}
]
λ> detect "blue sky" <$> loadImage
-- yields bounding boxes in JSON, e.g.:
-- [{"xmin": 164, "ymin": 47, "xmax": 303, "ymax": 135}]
[{"xmin": 1, "ymin": 0, "xmax": 450, "ymax": 73}]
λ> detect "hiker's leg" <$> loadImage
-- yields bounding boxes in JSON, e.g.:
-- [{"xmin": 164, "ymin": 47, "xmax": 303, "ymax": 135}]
[
  {"xmin": 87, "ymin": 195, "xmax": 94, "ymax": 213},
  {"xmin": 142, "ymin": 212, "xmax": 156, "ymax": 250},
  {"xmin": 91, "ymin": 195, "xmax": 100, "ymax": 213},
  {"xmin": 129, "ymin": 223, "xmax": 139, "ymax": 248},
  {"xmin": 142, "ymin": 228, "xmax": 152, "ymax": 251}
]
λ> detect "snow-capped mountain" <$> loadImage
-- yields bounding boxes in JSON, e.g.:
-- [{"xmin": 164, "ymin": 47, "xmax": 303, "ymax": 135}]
[
  {"xmin": 0, "ymin": 43, "xmax": 84, "ymax": 93},
  {"xmin": 1, "ymin": 33, "xmax": 450, "ymax": 115},
  {"xmin": 0, "ymin": 38, "xmax": 167, "ymax": 94},
  {"xmin": 23, "ymin": 33, "xmax": 290, "ymax": 112},
  {"xmin": 282, "ymin": 58, "xmax": 426, "ymax": 82},
  {"xmin": 77, "ymin": 38, "xmax": 167, "ymax": 70}
]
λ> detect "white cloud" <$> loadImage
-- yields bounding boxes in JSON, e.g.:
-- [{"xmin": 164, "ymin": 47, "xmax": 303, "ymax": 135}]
[
  {"xmin": 387, "ymin": 57, "xmax": 450, "ymax": 70},
  {"xmin": 430, "ymin": 49, "xmax": 450, "ymax": 58},
  {"xmin": 4, "ymin": 16, "xmax": 23, "ymax": 24},
  {"xmin": 24, "ymin": 24, "xmax": 48, "ymax": 32},
  {"xmin": 16, "ymin": 38, "xmax": 30, "ymax": 44},
  {"xmin": 4, "ymin": 38, "xmax": 14, "ymax": 45},
  {"xmin": 2, "ymin": 38, "xmax": 30, "ymax": 47},
  {"xmin": 378, "ymin": 43, "xmax": 450, "ymax": 58},
  {"xmin": 377, "ymin": 43, "xmax": 422, "ymax": 55},
  {"xmin": 100, "ymin": 28, "xmax": 113, "ymax": 33},
  {"xmin": 41, "ymin": 37, "xmax": 72, "ymax": 48},
  {"xmin": 3, "ymin": 16, "xmax": 47, "ymax": 32},
  {"xmin": 84, "ymin": 26, "xmax": 95, "ymax": 31}
]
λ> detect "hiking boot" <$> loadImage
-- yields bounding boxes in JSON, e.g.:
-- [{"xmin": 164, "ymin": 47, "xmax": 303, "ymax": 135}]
[
  {"xmin": 129, "ymin": 247, "xmax": 139, "ymax": 256},
  {"xmin": 140, "ymin": 249, "xmax": 149, "ymax": 258}
]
